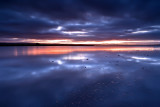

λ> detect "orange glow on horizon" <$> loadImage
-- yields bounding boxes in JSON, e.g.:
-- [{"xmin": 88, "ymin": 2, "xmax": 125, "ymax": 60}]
[{"xmin": 9, "ymin": 38, "xmax": 160, "ymax": 45}]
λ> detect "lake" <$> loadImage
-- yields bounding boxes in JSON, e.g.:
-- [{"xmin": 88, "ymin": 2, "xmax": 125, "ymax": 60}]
[{"xmin": 0, "ymin": 46, "xmax": 160, "ymax": 107}]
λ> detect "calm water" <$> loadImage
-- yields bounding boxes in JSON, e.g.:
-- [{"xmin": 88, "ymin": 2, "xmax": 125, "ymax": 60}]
[{"xmin": 0, "ymin": 46, "xmax": 160, "ymax": 107}]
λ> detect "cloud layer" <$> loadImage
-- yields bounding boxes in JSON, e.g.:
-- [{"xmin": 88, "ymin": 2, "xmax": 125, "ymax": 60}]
[{"xmin": 0, "ymin": 0, "xmax": 160, "ymax": 42}]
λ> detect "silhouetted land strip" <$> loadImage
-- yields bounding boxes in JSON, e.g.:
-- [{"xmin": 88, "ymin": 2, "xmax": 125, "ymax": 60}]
[
  {"xmin": 0, "ymin": 43, "xmax": 160, "ymax": 46},
  {"xmin": 0, "ymin": 43, "xmax": 94, "ymax": 46}
]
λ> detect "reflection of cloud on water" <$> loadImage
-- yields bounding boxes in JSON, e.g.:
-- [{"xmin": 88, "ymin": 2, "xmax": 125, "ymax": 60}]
[
  {"xmin": 62, "ymin": 54, "xmax": 89, "ymax": 61},
  {"xmin": 1, "ymin": 50, "xmax": 160, "ymax": 81},
  {"xmin": 1, "ymin": 46, "xmax": 160, "ymax": 106},
  {"xmin": 124, "ymin": 55, "xmax": 160, "ymax": 65},
  {"xmin": 1, "ymin": 66, "xmax": 160, "ymax": 107}
]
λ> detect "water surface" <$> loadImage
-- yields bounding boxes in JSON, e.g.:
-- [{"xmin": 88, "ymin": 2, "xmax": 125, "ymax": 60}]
[{"xmin": 0, "ymin": 46, "xmax": 160, "ymax": 107}]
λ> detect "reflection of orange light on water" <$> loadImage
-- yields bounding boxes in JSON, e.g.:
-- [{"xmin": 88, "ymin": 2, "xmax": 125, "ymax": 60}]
[{"xmin": 14, "ymin": 46, "xmax": 160, "ymax": 56}]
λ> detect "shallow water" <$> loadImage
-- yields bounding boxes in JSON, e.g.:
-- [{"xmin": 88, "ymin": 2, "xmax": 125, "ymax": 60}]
[{"xmin": 0, "ymin": 46, "xmax": 160, "ymax": 107}]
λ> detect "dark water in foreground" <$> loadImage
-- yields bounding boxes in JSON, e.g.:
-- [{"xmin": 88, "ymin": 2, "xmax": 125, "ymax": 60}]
[{"xmin": 0, "ymin": 46, "xmax": 160, "ymax": 107}]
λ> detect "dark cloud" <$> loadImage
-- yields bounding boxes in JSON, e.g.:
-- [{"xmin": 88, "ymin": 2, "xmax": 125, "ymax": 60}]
[{"xmin": 0, "ymin": 0, "xmax": 160, "ymax": 41}]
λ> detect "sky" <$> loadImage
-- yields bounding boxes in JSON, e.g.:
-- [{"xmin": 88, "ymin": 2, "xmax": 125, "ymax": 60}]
[{"xmin": 0, "ymin": 0, "xmax": 160, "ymax": 45}]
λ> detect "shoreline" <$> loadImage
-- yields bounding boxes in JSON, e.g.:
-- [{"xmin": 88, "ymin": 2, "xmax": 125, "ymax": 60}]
[{"xmin": 0, "ymin": 43, "xmax": 160, "ymax": 46}]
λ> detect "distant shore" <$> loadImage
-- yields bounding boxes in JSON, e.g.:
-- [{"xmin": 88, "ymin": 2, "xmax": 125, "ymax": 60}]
[
  {"xmin": 0, "ymin": 43, "xmax": 160, "ymax": 46},
  {"xmin": 0, "ymin": 43, "xmax": 94, "ymax": 46}
]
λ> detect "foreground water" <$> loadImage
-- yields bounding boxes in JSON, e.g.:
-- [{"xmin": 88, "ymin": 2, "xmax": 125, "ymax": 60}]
[{"xmin": 0, "ymin": 46, "xmax": 160, "ymax": 107}]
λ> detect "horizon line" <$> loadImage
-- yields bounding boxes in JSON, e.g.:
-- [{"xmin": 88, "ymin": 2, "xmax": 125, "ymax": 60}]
[{"xmin": 0, "ymin": 43, "xmax": 160, "ymax": 46}]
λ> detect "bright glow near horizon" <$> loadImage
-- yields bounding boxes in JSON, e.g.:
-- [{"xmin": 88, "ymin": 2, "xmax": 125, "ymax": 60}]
[{"xmin": 3, "ymin": 38, "xmax": 160, "ymax": 45}]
